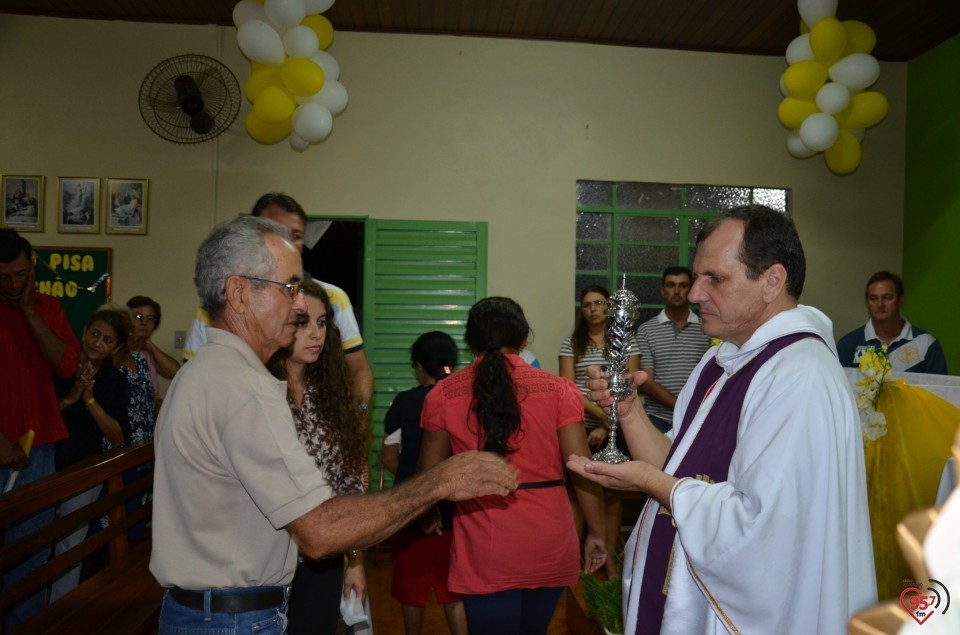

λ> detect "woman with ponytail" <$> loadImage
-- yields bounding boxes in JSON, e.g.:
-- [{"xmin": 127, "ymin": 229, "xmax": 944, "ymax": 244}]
[{"xmin": 420, "ymin": 297, "xmax": 607, "ymax": 635}]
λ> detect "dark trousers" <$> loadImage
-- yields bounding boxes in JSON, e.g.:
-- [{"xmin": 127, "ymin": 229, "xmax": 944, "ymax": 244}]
[
  {"xmin": 286, "ymin": 556, "xmax": 344, "ymax": 634},
  {"xmin": 462, "ymin": 586, "xmax": 564, "ymax": 635}
]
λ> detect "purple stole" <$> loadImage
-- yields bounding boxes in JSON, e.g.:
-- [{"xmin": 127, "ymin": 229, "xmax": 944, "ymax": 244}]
[{"xmin": 635, "ymin": 332, "xmax": 818, "ymax": 633}]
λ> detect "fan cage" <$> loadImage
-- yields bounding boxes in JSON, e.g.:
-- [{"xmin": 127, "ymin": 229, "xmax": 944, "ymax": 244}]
[{"xmin": 139, "ymin": 54, "xmax": 241, "ymax": 145}]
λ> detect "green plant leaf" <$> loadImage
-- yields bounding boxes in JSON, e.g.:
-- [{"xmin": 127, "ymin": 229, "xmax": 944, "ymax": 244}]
[{"xmin": 579, "ymin": 572, "xmax": 623, "ymax": 633}]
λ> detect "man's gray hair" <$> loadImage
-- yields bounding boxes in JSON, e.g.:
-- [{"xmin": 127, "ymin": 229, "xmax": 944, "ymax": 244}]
[{"xmin": 194, "ymin": 216, "xmax": 293, "ymax": 320}]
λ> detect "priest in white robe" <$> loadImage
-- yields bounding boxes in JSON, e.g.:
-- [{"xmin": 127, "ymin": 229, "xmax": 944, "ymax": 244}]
[{"xmin": 568, "ymin": 206, "xmax": 876, "ymax": 635}]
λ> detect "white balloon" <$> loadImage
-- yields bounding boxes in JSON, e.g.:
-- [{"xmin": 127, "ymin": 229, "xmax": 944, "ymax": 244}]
[
  {"xmin": 265, "ymin": 0, "xmax": 307, "ymax": 30},
  {"xmin": 237, "ymin": 20, "xmax": 286, "ymax": 66},
  {"xmin": 828, "ymin": 54, "xmax": 880, "ymax": 90},
  {"xmin": 798, "ymin": 0, "xmax": 837, "ymax": 29},
  {"xmin": 787, "ymin": 131, "xmax": 817, "ymax": 158},
  {"xmin": 299, "ymin": 79, "xmax": 348, "ymax": 114},
  {"xmin": 318, "ymin": 79, "xmax": 348, "ymax": 115},
  {"xmin": 292, "ymin": 103, "xmax": 334, "ymax": 142},
  {"xmin": 785, "ymin": 34, "xmax": 815, "ymax": 65},
  {"xmin": 290, "ymin": 133, "xmax": 311, "ymax": 152},
  {"xmin": 779, "ymin": 72, "xmax": 788, "ymax": 98},
  {"xmin": 310, "ymin": 50, "xmax": 340, "ymax": 81},
  {"xmin": 815, "ymin": 82, "xmax": 851, "ymax": 114},
  {"xmin": 799, "ymin": 112, "xmax": 839, "ymax": 152},
  {"xmin": 304, "ymin": 0, "xmax": 336, "ymax": 14},
  {"xmin": 283, "ymin": 25, "xmax": 320, "ymax": 58},
  {"xmin": 233, "ymin": 0, "xmax": 266, "ymax": 27}
]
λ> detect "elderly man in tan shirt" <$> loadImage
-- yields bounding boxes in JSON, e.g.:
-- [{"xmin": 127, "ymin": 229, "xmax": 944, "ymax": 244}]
[{"xmin": 150, "ymin": 217, "xmax": 517, "ymax": 634}]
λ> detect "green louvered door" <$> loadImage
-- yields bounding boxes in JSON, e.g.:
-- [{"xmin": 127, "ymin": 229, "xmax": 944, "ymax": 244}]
[{"xmin": 363, "ymin": 219, "xmax": 488, "ymax": 488}]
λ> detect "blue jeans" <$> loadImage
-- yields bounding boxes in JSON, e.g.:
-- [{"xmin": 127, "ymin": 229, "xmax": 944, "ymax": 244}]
[
  {"xmin": 462, "ymin": 587, "xmax": 564, "ymax": 635},
  {"xmin": 0, "ymin": 444, "xmax": 55, "ymax": 631},
  {"xmin": 158, "ymin": 588, "xmax": 290, "ymax": 635}
]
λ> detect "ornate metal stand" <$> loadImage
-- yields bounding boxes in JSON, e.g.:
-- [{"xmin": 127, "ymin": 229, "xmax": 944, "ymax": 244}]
[{"xmin": 592, "ymin": 276, "xmax": 640, "ymax": 464}]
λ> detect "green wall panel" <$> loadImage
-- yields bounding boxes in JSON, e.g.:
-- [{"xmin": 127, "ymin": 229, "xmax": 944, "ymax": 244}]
[
  {"xmin": 363, "ymin": 220, "xmax": 488, "ymax": 489},
  {"xmin": 905, "ymin": 35, "xmax": 960, "ymax": 374}
]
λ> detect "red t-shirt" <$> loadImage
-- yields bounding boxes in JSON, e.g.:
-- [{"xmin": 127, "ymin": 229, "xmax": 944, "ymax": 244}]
[
  {"xmin": 422, "ymin": 354, "xmax": 585, "ymax": 594},
  {"xmin": 0, "ymin": 294, "xmax": 79, "ymax": 446}
]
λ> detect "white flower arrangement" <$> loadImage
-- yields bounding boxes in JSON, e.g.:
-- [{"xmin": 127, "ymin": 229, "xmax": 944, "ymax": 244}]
[{"xmin": 855, "ymin": 346, "xmax": 892, "ymax": 443}]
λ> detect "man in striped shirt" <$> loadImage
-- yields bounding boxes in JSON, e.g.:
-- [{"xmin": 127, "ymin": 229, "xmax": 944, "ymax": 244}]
[{"xmin": 635, "ymin": 266, "xmax": 711, "ymax": 432}]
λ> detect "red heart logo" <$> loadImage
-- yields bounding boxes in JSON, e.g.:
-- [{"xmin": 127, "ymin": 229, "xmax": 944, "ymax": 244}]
[{"xmin": 899, "ymin": 587, "xmax": 935, "ymax": 625}]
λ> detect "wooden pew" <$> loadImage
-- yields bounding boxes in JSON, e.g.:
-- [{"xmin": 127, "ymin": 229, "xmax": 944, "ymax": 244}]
[{"xmin": 0, "ymin": 443, "xmax": 161, "ymax": 635}]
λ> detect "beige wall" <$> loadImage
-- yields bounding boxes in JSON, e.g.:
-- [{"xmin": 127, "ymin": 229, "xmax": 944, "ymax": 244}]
[{"xmin": 1, "ymin": 15, "xmax": 906, "ymax": 378}]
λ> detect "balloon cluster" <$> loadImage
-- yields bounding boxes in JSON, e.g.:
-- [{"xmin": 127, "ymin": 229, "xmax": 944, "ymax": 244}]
[
  {"xmin": 234, "ymin": 0, "xmax": 348, "ymax": 151},
  {"xmin": 778, "ymin": 0, "xmax": 888, "ymax": 174}
]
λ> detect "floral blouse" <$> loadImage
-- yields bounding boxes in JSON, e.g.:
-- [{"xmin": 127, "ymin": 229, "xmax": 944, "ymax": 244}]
[
  {"xmin": 289, "ymin": 385, "xmax": 365, "ymax": 497},
  {"xmin": 109, "ymin": 351, "xmax": 155, "ymax": 450}
]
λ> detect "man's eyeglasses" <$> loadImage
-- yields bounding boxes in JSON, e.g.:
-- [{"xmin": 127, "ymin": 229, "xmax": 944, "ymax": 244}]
[
  {"xmin": 134, "ymin": 313, "xmax": 157, "ymax": 324},
  {"xmin": 582, "ymin": 299, "xmax": 609, "ymax": 309},
  {"xmin": 240, "ymin": 275, "xmax": 302, "ymax": 300}
]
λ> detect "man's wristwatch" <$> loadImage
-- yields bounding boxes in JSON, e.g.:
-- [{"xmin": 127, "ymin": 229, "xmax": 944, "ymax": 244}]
[
  {"xmin": 358, "ymin": 402, "xmax": 369, "ymax": 412},
  {"xmin": 347, "ymin": 548, "xmax": 363, "ymax": 564}
]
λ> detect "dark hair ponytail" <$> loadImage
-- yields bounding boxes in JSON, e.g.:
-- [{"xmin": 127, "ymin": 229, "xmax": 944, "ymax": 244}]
[
  {"xmin": 465, "ymin": 297, "xmax": 530, "ymax": 456},
  {"xmin": 411, "ymin": 331, "xmax": 459, "ymax": 380}
]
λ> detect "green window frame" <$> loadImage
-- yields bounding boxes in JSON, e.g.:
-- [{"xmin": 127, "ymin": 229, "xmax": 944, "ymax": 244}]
[{"xmin": 575, "ymin": 181, "xmax": 790, "ymax": 323}]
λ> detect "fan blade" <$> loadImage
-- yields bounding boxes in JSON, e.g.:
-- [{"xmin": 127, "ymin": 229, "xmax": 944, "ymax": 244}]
[
  {"xmin": 174, "ymin": 75, "xmax": 205, "ymax": 115},
  {"xmin": 190, "ymin": 111, "xmax": 215, "ymax": 135}
]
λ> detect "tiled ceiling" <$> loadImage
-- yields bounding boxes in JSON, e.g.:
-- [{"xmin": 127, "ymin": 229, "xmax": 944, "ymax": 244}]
[{"xmin": 1, "ymin": 0, "xmax": 957, "ymax": 62}]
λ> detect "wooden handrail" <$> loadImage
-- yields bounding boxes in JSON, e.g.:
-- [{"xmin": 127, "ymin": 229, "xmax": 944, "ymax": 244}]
[
  {"xmin": 0, "ymin": 443, "xmax": 155, "ymax": 615},
  {"xmin": 0, "ymin": 443, "xmax": 154, "ymax": 525}
]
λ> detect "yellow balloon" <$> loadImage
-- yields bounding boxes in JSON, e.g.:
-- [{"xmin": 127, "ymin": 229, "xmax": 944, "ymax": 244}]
[
  {"xmin": 245, "ymin": 110, "xmax": 292, "ymax": 145},
  {"xmin": 302, "ymin": 15, "xmax": 334, "ymax": 50},
  {"xmin": 783, "ymin": 61, "xmax": 828, "ymax": 99},
  {"xmin": 778, "ymin": 97, "xmax": 819, "ymax": 129},
  {"xmin": 842, "ymin": 20, "xmax": 876, "ymax": 56},
  {"xmin": 253, "ymin": 86, "xmax": 296, "ymax": 123},
  {"xmin": 824, "ymin": 130, "xmax": 862, "ymax": 175},
  {"xmin": 809, "ymin": 18, "xmax": 847, "ymax": 66},
  {"xmin": 250, "ymin": 61, "xmax": 277, "ymax": 74},
  {"xmin": 245, "ymin": 68, "xmax": 281, "ymax": 103},
  {"xmin": 839, "ymin": 91, "xmax": 889, "ymax": 129},
  {"xmin": 280, "ymin": 58, "xmax": 325, "ymax": 97}
]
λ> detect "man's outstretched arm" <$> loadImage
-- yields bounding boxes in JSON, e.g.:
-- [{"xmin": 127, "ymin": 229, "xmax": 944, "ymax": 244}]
[{"xmin": 287, "ymin": 451, "xmax": 517, "ymax": 559}]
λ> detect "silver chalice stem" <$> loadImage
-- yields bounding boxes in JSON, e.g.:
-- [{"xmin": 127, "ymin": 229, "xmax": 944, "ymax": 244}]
[{"xmin": 592, "ymin": 275, "xmax": 639, "ymax": 464}]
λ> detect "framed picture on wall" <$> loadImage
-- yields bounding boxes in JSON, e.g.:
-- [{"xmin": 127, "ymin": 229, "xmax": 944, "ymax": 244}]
[
  {"xmin": 58, "ymin": 177, "xmax": 100, "ymax": 233},
  {"xmin": 1, "ymin": 174, "xmax": 45, "ymax": 232},
  {"xmin": 105, "ymin": 178, "xmax": 149, "ymax": 235}
]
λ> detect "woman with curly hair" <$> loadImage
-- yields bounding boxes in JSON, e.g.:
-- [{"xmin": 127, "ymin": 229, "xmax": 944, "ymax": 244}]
[
  {"xmin": 419, "ymin": 297, "xmax": 607, "ymax": 635},
  {"xmin": 268, "ymin": 280, "xmax": 369, "ymax": 634}
]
